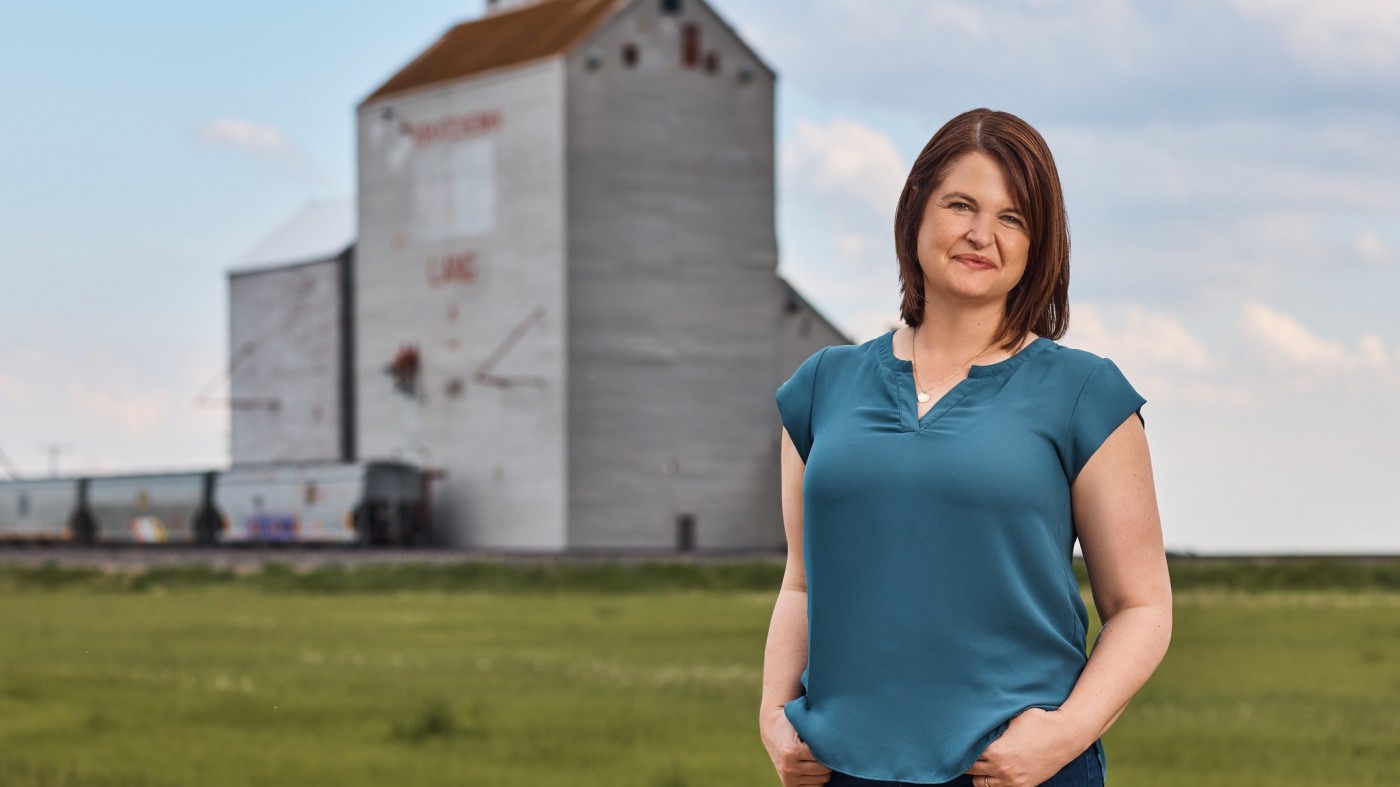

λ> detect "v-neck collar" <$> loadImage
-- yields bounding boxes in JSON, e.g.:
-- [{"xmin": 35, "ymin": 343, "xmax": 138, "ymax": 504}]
[{"xmin": 876, "ymin": 329, "xmax": 1052, "ymax": 430}]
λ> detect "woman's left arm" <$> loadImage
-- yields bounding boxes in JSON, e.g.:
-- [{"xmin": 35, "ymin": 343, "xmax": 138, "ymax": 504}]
[
  {"xmin": 1057, "ymin": 409, "xmax": 1172, "ymax": 747},
  {"xmin": 966, "ymin": 413, "xmax": 1172, "ymax": 786}
]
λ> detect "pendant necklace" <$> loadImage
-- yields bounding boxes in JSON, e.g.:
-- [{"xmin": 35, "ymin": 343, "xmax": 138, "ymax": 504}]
[{"xmin": 910, "ymin": 326, "xmax": 1002, "ymax": 403}]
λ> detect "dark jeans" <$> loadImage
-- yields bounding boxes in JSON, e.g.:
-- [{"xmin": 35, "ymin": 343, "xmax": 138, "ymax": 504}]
[{"xmin": 823, "ymin": 740, "xmax": 1103, "ymax": 787}]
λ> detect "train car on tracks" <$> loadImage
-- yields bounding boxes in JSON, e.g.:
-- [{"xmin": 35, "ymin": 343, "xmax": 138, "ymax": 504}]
[{"xmin": 0, "ymin": 461, "xmax": 430, "ymax": 547}]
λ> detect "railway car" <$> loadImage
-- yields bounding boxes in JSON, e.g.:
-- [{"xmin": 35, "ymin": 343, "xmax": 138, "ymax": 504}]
[
  {"xmin": 214, "ymin": 461, "xmax": 428, "ymax": 546},
  {"xmin": 80, "ymin": 471, "xmax": 216, "ymax": 544},
  {"xmin": 0, "ymin": 461, "xmax": 430, "ymax": 547},
  {"xmin": 0, "ymin": 477, "xmax": 82, "ymax": 542}
]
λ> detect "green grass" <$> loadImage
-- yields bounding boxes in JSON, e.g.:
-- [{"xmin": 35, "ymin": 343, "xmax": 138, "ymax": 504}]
[
  {"xmin": 0, "ymin": 559, "xmax": 1396, "ymax": 786},
  {"xmin": 0, "ymin": 558, "xmax": 791, "ymax": 595},
  {"xmin": 4, "ymin": 554, "xmax": 1398, "ymax": 595}
]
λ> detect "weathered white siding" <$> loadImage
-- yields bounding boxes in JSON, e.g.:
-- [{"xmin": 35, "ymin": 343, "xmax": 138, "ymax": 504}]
[
  {"xmin": 356, "ymin": 59, "xmax": 569, "ymax": 549},
  {"xmin": 228, "ymin": 259, "xmax": 344, "ymax": 465},
  {"xmin": 564, "ymin": 0, "xmax": 791, "ymax": 550}
]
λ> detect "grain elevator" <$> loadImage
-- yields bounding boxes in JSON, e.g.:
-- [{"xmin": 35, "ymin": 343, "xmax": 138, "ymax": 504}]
[{"xmin": 229, "ymin": 0, "xmax": 848, "ymax": 551}]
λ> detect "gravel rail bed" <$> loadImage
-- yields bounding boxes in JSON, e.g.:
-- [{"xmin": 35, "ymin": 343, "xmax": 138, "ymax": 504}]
[{"xmin": 0, "ymin": 544, "xmax": 784, "ymax": 572}]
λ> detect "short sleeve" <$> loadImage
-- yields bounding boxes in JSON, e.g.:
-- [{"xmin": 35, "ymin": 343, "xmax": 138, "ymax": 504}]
[
  {"xmin": 776, "ymin": 347, "xmax": 829, "ymax": 464},
  {"xmin": 1064, "ymin": 357, "xmax": 1146, "ymax": 484}
]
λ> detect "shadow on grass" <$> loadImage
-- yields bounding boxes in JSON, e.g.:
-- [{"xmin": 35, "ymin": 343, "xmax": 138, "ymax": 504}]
[{"xmin": 387, "ymin": 698, "xmax": 487, "ymax": 744}]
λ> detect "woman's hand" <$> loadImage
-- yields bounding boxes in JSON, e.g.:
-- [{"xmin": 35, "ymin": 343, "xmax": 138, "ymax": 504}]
[
  {"xmin": 962, "ymin": 707, "xmax": 1084, "ymax": 787},
  {"xmin": 760, "ymin": 706, "xmax": 833, "ymax": 786}
]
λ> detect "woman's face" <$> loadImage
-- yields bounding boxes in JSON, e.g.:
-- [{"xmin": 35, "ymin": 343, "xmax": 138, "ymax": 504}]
[{"xmin": 914, "ymin": 150, "xmax": 1031, "ymax": 309}]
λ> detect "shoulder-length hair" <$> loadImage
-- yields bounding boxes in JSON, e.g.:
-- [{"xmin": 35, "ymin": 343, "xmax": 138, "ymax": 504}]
[{"xmin": 893, "ymin": 108, "xmax": 1070, "ymax": 349}]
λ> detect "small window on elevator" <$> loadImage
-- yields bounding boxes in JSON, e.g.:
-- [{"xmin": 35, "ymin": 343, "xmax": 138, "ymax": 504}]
[
  {"xmin": 704, "ymin": 51, "xmax": 720, "ymax": 75},
  {"xmin": 682, "ymin": 23, "xmax": 701, "ymax": 68},
  {"xmin": 661, "ymin": 0, "xmax": 682, "ymax": 15},
  {"xmin": 622, "ymin": 42, "xmax": 638, "ymax": 68},
  {"xmin": 676, "ymin": 513, "xmax": 696, "ymax": 551}
]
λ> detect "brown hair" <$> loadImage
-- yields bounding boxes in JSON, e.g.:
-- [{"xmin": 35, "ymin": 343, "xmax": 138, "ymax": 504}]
[{"xmin": 893, "ymin": 108, "xmax": 1070, "ymax": 350}]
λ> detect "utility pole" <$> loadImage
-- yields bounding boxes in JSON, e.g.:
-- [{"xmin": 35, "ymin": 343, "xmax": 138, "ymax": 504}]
[
  {"xmin": 35, "ymin": 442, "xmax": 71, "ymax": 477},
  {"xmin": 0, "ymin": 442, "xmax": 21, "ymax": 480}
]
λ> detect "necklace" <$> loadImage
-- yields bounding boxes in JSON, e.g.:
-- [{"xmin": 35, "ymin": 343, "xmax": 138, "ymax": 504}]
[{"xmin": 910, "ymin": 326, "xmax": 1005, "ymax": 403}]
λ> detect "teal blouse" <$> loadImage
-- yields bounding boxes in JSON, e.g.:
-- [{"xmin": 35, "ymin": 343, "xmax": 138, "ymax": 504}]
[{"xmin": 776, "ymin": 328, "xmax": 1146, "ymax": 783}]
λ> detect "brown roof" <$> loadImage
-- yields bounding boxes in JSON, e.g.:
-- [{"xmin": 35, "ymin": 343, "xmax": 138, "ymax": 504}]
[{"xmin": 361, "ymin": 0, "xmax": 627, "ymax": 105}]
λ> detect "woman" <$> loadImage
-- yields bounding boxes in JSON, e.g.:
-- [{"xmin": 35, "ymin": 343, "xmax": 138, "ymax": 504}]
[{"xmin": 759, "ymin": 108, "xmax": 1171, "ymax": 787}]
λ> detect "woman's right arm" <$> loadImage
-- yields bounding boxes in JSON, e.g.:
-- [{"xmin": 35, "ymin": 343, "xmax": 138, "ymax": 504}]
[{"xmin": 759, "ymin": 428, "xmax": 831, "ymax": 786}]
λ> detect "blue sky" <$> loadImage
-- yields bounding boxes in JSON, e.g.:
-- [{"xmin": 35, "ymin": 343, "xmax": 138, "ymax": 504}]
[{"xmin": 2, "ymin": 0, "xmax": 1398, "ymax": 553}]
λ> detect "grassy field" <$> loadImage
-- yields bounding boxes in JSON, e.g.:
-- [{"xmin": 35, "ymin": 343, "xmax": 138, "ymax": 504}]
[{"xmin": 0, "ymin": 558, "xmax": 1396, "ymax": 786}]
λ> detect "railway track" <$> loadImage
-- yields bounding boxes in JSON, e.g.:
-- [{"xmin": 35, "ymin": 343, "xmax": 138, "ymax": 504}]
[{"xmin": 0, "ymin": 544, "xmax": 785, "ymax": 572}]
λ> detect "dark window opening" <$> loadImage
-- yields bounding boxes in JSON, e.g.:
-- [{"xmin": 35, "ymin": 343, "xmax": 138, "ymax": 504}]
[
  {"xmin": 622, "ymin": 43, "xmax": 638, "ymax": 68},
  {"xmin": 704, "ymin": 51, "xmax": 720, "ymax": 75},
  {"xmin": 682, "ymin": 23, "xmax": 701, "ymax": 68},
  {"xmin": 661, "ymin": 0, "xmax": 683, "ymax": 14},
  {"xmin": 676, "ymin": 513, "xmax": 696, "ymax": 551}
]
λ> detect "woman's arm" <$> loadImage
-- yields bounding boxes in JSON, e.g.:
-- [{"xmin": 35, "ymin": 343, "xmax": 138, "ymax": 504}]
[
  {"xmin": 1058, "ymin": 411, "xmax": 1172, "ymax": 746},
  {"xmin": 966, "ymin": 413, "xmax": 1172, "ymax": 786},
  {"xmin": 760, "ymin": 428, "xmax": 830, "ymax": 786}
]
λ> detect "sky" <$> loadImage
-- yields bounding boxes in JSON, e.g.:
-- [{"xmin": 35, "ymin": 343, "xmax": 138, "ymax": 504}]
[{"xmin": 2, "ymin": 0, "xmax": 1397, "ymax": 554}]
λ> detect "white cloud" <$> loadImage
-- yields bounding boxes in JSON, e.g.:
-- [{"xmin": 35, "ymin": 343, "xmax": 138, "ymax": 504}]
[
  {"xmin": 195, "ymin": 116, "xmax": 307, "ymax": 171},
  {"xmin": 1048, "ymin": 120, "xmax": 1400, "ymax": 214},
  {"xmin": 66, "ymin": 384, "xmax": 169, "ymax": 439},
  {"xmin": 924, "ymin": 2, "xmax": 986, "ymax": 42},
  {"xmin": 777, "ymin": 117, "xmax": 906, "ymax": 331},
  {"xmin": 833, "ymin": 232, "xmax": 874, "ymax": 264},
  {"xmin": 1241, "ymin": 300, "xmax": 1355, "ymax": 368},
  {"xmin": 1064, "ymin": 301, "xmax": 1213, "ymax": 373},
  {"xmin": 1356, "ymin": 230, "xmax": 1391, "ymax": 264},
  {"xmin": 781, "ymin": 117, "xmax": 906, "ymax": 217},
  {"xmin": 1062, "ymin": 301, "xmax": 1256, "ymax": 409},
  {"xmin": 1230, "ymin": 0, "xmax": 1400, "ymax": 73},
  {"xmin": 778, "ymin": 262, "xmax": 899, "ymax": 348},
  {"xmin": 1358, "ymin": 333, "xmax": 1392, "ymax": 370},
  {"xmin": 733, "ymin": 0, "xmax": 1276, "ymax": 123},
  {"xmin": 1043, "ymin": 118, "xmax": 1400, "ymax": 313},
  {"xmin": 0, "ymin": 339, "xmax": 227, "ymax": 476},
  {"xmin": 1239, "ymin": 300, "xmax": 1400, "ymax": 383},
  {"xmin": 799, "ymin": 0, "xmax": 987, "ymax": 47},
  {"xmin": 1143, "ymin": 376, "xmax": 1257, "ymax": 409}
]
